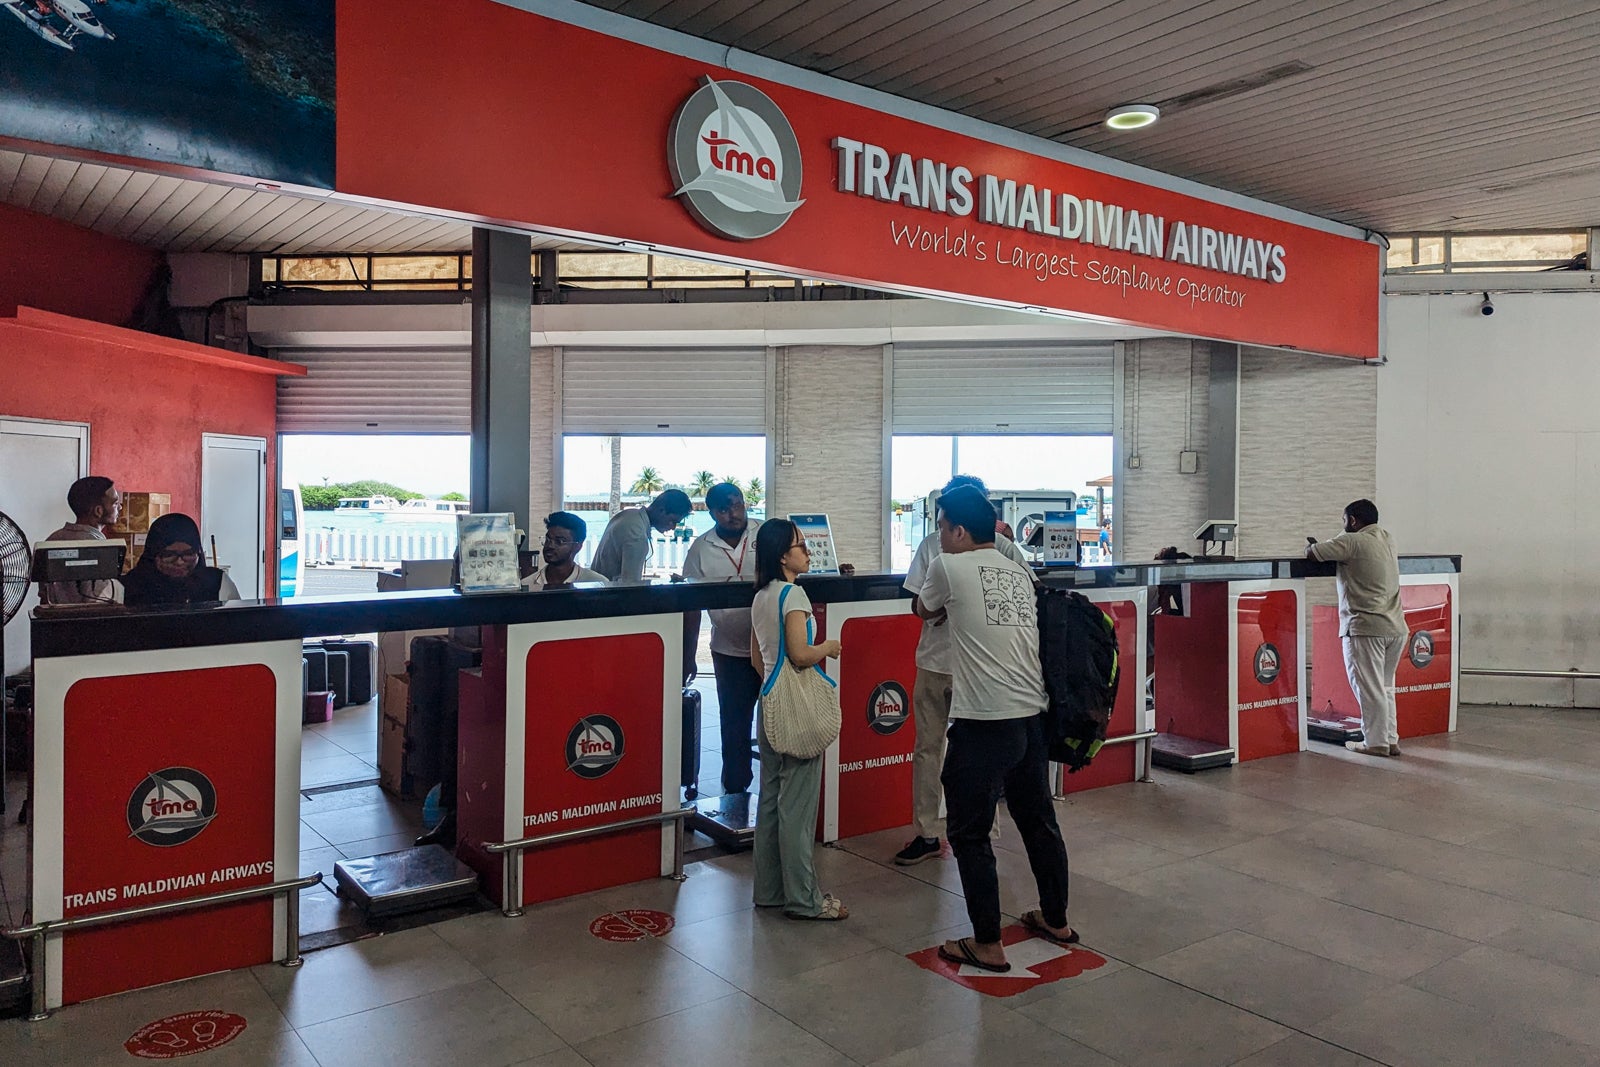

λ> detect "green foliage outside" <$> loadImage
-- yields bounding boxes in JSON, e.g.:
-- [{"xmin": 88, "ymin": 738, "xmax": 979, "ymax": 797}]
[
  {"xmin": 440, "ymin": 492, "xmax": 468, "ymax": 501},
  {"xmin": 631, "ymin": 467, "xmax": 665, "ymax": 494},
  {"xmin": 301, "ymin": 480, "xmax": 425, "ymax": 510}
]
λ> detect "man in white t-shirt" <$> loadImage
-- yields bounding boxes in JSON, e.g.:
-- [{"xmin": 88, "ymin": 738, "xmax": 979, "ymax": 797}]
[
  {"xmin": 682, "ymin": 482, "xmax": 762, "ymax": 795},
  {"xmin": 897, "ymin": 475, "xmax": 1031, "ymax": 866},
  {"xmin": 920, "ymin": 485, "xmax": 1074, "ymax": 974},
  {"xmin": 590, "ymin": 489, "xmax": 692, "ymax": 583},
  {"xmin": 1308, "ymin": 498, "xmax": 1408, "ymax": 758},
  {"xmin": 521, "ymin": 512, "xmax": 609, "ymax": 590}
]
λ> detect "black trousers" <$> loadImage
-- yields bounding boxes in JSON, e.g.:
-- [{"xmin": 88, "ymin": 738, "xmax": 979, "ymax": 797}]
[
  {"xmin": 941, "ymin": 714, "xmax": 1070, "ymax": 943},
  {"xmin": 711, "ymin": 651, "xmax": 762, "ymax": 795}
]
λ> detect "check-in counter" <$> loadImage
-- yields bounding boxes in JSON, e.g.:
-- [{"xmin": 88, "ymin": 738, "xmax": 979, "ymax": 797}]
[{"xmin": 1305, "ymin": 555, "xmax": 1462, "ymax": 742}]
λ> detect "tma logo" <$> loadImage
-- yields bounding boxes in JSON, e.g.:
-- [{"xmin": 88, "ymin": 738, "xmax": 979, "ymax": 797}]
[
  {"xmin": 126, "ymin": 768, "xmax": 217, "ymax": 847},
  {"xmin": 1253, "ymin": 643, "xmax": 1281, "ymax": 686},
  {"xmin": 866, "ymin": 681, "xmax": 910, "ymax": 735},
  {"xmin": 1409, "ymin": 630, "xmax": 1435, "ymax": 669},
  {"xmin": 566, "ymin": 716, "xmax": 625, "ymax": 779},
  {"xmin": 668, "ymin": 76, "xmax": 805, "ymax": 241}
]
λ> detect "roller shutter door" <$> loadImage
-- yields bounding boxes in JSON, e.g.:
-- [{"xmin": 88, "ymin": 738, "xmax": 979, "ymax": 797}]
[
  {"xmin": 892, "ymin": 342, "xmax": 1114, "ymax": 434},
  {"xmin": 561, "ymin": 346, "xmax": 766, "ymax": 434},
  {"xmin": 275, "ymin": 347, "xmax": 471, "ymax": 433}
]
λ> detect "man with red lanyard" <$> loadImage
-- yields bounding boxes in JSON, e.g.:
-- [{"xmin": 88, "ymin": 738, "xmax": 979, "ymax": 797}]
[{"xmin": 683, "ymin": 482, "xmax": 763, "ymax": 796}]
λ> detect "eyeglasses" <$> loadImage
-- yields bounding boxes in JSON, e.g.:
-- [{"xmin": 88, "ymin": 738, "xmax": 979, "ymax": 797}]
[
  {"xmin": 788, "ymin": 541, "xmax": 810, "ymax": 554},
  {"xmin": 154, "ymin": 550, "xmax": 200, "ymax": 563},
  {"xmin": 542, "ymin": 535, "xmax": 575, "ymax": 547}
]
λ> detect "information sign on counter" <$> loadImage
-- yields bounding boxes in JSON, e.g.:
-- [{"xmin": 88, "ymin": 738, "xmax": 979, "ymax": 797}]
[
  {"xmin": 788, "ymin": 514, "xmax": 838, "ymax": 574},
  {"xmin": 1042, "ymin": 512, "xmax": 1076, "ymax": 567},
  {"xmin": 456, "ymin": 513, "xmax": 521, "ymax": 593}
]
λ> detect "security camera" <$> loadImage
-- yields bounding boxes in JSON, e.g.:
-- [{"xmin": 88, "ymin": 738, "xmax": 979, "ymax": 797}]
[{"xmin": 1479, "ymin": 292, "xmax": 1495, "ymax": 316}]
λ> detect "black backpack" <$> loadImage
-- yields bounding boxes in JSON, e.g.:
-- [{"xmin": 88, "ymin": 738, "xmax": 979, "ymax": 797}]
[{"xmin": 1036, "ymin": 588, "xmax": 1121, "ymax": 772}]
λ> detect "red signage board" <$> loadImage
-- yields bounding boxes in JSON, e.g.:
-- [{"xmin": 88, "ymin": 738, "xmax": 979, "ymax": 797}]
[
  {"xmin": 1235, "ymin": 589, "xmax": 1301, "ymax": 761},
  {"xmin": 829, "ymin": 613, "xmax": 922, "ymax": 839},
  {"xmin": 1395, "ymin": 584, "xmax": 1453, "ymax": 737},
  {"xmin": 520, "ymin": 634, "xmax": 666, "ymax": 904},
  {"xmin": 61, "ymin": 666, "xmax": 278, "ymax": 1005},
  {"xmin": 336, "ymin": 2, "xmax": 1380, "ymax": 359}
]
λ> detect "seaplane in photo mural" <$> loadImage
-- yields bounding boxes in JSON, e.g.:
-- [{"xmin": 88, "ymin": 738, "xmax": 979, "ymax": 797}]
[{"xmin": 3, "ymin": 0, "xmax": 115, "ymax": 51}]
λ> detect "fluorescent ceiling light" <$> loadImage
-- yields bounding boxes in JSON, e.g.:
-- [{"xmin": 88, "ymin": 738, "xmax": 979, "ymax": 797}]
[{"xmin": 1104, "ymin": 104, "xmax": 1160, "ymax": 131}]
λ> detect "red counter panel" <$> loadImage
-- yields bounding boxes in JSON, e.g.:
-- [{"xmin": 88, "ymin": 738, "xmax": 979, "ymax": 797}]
[
  {"xmin": 825, "ymin": 612, "xmax": 922, "ymax": 840},
  {"xmin": 1058, "ymin": 590, "xmax": 1148, "ymax": 795},
  {"xmin": 1233, "ymin": 588, "xmax": 1302, "ymax": 761}
]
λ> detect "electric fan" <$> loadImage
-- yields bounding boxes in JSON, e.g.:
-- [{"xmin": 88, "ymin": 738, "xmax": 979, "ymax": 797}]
[{"xmin": 0, "ymin": 511, "xmax": 31, "ymax": 822}]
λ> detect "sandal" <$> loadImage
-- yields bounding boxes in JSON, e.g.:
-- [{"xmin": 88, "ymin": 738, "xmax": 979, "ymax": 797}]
[
  {"xmin": 786, "ymin": 893, "xmax": 848, "ymax": 921},
  {"xmin": 938, "ymin": 937, "xmax": 1011, "ymax": 973},
  {"xmin": 1021, "ymin": 909, "xmax": 1079, "ymax": 945}
]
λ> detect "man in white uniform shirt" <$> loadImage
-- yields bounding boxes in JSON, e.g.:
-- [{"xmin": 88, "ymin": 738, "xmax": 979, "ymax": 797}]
[
  {"xmin": 1308, "ymin": 498, "xmax": 1408, "ymax": 758},
  {"xmin": 39, "ymin": 476, "xmax": 123, "ymax": 605},
  {"xmin": 897, "ymin": 475, "xmax": 1031, "ymax": 866},
  {"xmin": 920, "ymin": 485, "xmax": 1074, "ymax": 973},
  {"xmin": 682, "ymin": 483, "xmax": 762, "ymax": 795},
  {"xmin": 521, "ymin": 512, "xmax": 608, "ymax": 590}
]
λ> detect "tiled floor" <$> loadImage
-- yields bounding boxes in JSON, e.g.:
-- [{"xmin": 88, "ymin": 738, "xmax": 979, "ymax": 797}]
[
  {"xmin": 301, "ymin": 697, "xmax": 380, "ymax": 790},
  {"xmin": 6, "ymin": 704, "xmax": 1600, "ymax": 1065}
]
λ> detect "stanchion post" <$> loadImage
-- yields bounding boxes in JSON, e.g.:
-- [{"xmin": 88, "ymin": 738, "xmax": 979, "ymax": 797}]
[
  {"xmin": 282, "ymin": 888, "xmax": 304, "ymax": 969},
  {"xmin": 671, "ymin": 816, "xmax": 687, "ymax": 882},
  {"xmin": 27, "ymin": 931, "xmax": 46, "ymax": 1022},
  {"xmin": 1139, "ymin": 738, "xmax": 1155, "ymax": 783},
  {"xmin": 502, "ymin": 850, "xmax": 525, "ymax": 918}
]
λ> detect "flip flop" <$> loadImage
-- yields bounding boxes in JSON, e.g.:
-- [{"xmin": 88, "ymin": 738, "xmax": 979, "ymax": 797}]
[
  {"xmin": 938, "ymin": 937, "xmax": 1012, "ymax": 973},
  {"xmin": 1021, "ymin": 909, "xmax": 1080, "ymax": 945}
]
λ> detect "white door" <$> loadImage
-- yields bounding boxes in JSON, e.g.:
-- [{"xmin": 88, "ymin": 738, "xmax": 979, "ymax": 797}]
[
  {"xmin": 0, "ymin": 417, "xmax": 89, "ymax": 672},
  {"xmin": 201, "ymin": 434, "xmax": 267, "ymax": 600}
]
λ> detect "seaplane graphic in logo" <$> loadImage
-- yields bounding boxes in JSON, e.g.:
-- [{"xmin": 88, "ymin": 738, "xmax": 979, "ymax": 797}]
[
  {"xmin": 565, "ymin": 715, "xmax": 626, "ymax": 780},
  {"xmin": 668, "ymin": 76, "xmax": 805, "ymax": 241},
  {"xmin": 126, "ymin": 767, "xmax": 217, "ymax": 847},
  {"xmin": 867, "ymin": 681, "xmax": 911, "ymax": 735}
]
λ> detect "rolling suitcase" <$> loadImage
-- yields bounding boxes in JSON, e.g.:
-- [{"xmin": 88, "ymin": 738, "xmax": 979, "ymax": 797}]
[
  {"xmin": 325, "ymin": 650, "xmax": 350, "ymax": 708},
  {"xmin": 681, "ymin": 687, "xmax": 702, "ymax": 800},
  {"xmin": 406, "ymin": 637, "xmax": 481, "ymax": 802},
  {"xmin": 320, "ymin": 639, "xmax": 376, "ymax": 704},
  {"xmin": 303, "ymin": 645, "xmax": 328, "ymax": 693}
]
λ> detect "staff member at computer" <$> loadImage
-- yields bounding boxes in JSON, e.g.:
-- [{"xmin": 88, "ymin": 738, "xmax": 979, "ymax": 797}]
[{"xmin": 590, "ymin": 489, "xmax": 693, "ymax": 583}]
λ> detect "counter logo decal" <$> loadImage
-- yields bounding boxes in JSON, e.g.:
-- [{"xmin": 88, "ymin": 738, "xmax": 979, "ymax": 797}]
[
  {"xmin": 668, "ymin": 76, "xmax": 805, "ymax": 241},
  {"xmin": 1252, "ymin": 643, "xmax": 1281, "ymax": 685},
  {"xmin": 126, "ymin": 768, "xmax": 217, "ymax": 847},
  {"xmin": 867, "ymin": 681, "xmax": 911, "ymax": 735},
  {"xmin": 566, "ymin": 715, "xmax": 625, "ymax": 779},
  {"xmin": 1409, "ymin": 630, "xmax": 1435, "ymax": 669}
]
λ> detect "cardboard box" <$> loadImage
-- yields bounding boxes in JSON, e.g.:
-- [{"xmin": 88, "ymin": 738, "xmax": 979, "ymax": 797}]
[
  {"xmin": 110, "ymin": 493, "xmax": 171, "ymax": 535},
  {"xmin": 379, "ymin": 672, "xmax": 412, "ymax": 799},
  {"xmin": 111, "ymin": 532, "xmax": 147, "ymax": 572}
]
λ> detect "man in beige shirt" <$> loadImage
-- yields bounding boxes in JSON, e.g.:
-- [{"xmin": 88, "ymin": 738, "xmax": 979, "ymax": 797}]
[{"xmin": 1308, "ymin": 498, "xmax": 1407, "ymax": 757}]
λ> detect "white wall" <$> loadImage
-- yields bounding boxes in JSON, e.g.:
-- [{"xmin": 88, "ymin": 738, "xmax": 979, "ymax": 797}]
[
  {"xmin": 1381, "ymin": 288, "xmax": 1600, "ymax": 707},
  {"xmin": 1117, "ymin": 338, "xmax": 1212, "ymax": 562}
]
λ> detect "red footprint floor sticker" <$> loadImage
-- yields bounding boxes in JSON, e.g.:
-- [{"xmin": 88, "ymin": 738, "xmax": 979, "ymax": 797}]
[
  {"xmin": 588, "ymin": 908, "xmax": 676, "ymax": 942},
  {"xmin": 907, "ymin": 923, "xmax": 1108, "ymax": 997}
]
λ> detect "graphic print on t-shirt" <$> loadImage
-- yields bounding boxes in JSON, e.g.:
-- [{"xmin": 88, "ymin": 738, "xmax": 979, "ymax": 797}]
[{"xmin": 980, "ymin": 566, "xmax": 1035, "ymax": 627}]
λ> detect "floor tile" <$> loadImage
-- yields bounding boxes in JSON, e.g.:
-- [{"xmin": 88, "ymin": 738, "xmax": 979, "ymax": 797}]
[
  {"xmin": 299, "ymin": 784, "xmax": 393, "ymax": 813},
  {"xmin": 869, "ymin": 1005, "xmax": 1121, "ymax": 1067},
  {"xmin": 252, "ymin": 925, "xmax": 485, "ymax": 1028},
  {"xmin": 1409, "ymin": 943, "xmax": 1600, "ymax": 1049},
  {"xmin": 336, "ymin": 831, "xmax": 419, "ymax": 859},
  {"xmin": 298, "ymin": 846, "xmax": 345, "ymax": 880},
  {"xmin": 1014, "ymin": 965, "xmax": 1290, "ymax": 1067},
  {"xmin": 494, "ymin": 933, "xmax": 734, "ymax": 1045},
  {"xmin": 1230, "ymin": 1032, "xmax": 1384, "ymax": 1066},
  {"xmin": 509, "ymin": 1049, "xmax": 594, "ymax": 1067},
  {"xmin": 1311, "ymin": 983, "xmax": 1600, "ymax": 1066},
  {"xmin": 663, "ymin": 903, "xmax": 877, "ymax": 991},
  {"xmin": 576, "ymin": 991, "xmax": 854, "ymax": 1067},
  {"xmin": 1329, "ymin": 867, "xmax": 1535, "ymax": 941},
  {"xmin": 814, "ymin": 868, "xmax": 973, "ymax": 951},
  {"xmin": 298, "ymin": 978, "xmax": 564, "ymax": 1067},
  {"xmin": 1056, "ymin": 874, "xmax": 1233, "ymax": 964},
  {"xmin": 751, "ymin": 948, "xmax": 1008, "ymax": 1064},
  {"xmin": 1204, "ymin": 833, "xmax": 1389, "ymax": 898},
  {"xmin": 1145, "ymin": 930, "xmax": 1395, "ymax": 1029},
  {"xmin": 1489, "ymin": 909, "xmax": 1600, "ymax": 978},
  {"xmin": 301, "ymin": 753, "xmax": 380, "ymax": 789},
  {"xmin": 302, "ymin": 799, "xmax": 417, "ymax": 845}
]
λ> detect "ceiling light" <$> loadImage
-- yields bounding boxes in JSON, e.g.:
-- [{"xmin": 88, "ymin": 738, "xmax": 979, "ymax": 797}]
[{"xmin": 1104, "ymin": 104, "xmax": 1160, "ymax": 131}]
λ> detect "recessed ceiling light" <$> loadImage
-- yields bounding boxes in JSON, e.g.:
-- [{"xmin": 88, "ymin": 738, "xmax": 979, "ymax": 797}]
[{"xmin": 1104, "ymin": 104, "xmax": 1160, "ymax": 131}]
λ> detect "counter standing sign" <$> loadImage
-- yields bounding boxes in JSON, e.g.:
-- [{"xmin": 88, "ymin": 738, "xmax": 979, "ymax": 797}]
[
  {"xmin": 788, "ymin": 514, "xmax": 838, "ymax": 574},
  {"xmin": 1042, "ymin": 512, "xmax": 1077, "ymax": 567},
  {"xmin": 456, "ymin": 513, "xmax": 521, "ymax": 593}
]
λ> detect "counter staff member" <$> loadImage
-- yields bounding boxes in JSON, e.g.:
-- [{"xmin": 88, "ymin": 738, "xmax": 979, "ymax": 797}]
[
  {"xmin": 39, "ymin": 476, "xmax": 123, "ymax": 605},
  {"xmin": 120, "ymin": 513, "xmax": 241, "ymax": 606},
  {"xmin": 897, "ymin": 474, "xmax": 1031, "ymax": 866},
  {"xmin": 590, "ymin": 489, "xmax": 692, "ymax": 583},
  {"xmin": 682, "ymin": 482, "xmax": 761, "ymax": 796},
  {"xmin": 522, "ymin": 512, "xmax": 608, "ymax": 590},
  {"xmin": 1308, "ymin": 498, "xmax": 1407, "ymax": 758},
  {"xmin": 920, "ymin": 486, "xmax": 1075, "ymax": 972}
]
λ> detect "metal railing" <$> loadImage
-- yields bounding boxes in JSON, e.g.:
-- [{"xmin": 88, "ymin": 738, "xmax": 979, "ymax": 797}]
[
  {"xmin": 3, "ymin": 873, "xmax": 322, "ymax": 1021},
  {"xmin": 1461, "ymin": 667, "xmax": 1600, "ymax": 680},
  {"xmin": 484, "ymin": 808, "xmax": 696, "ymax": 918},
  {"xmin": 1055, "ymin": 730, "xmax": 1158, "ymax": 797}
]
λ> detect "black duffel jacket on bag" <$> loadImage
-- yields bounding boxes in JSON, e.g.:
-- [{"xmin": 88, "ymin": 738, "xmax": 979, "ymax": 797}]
[{"xmin": 1036, "ymin": 588, "xmax": 1121, "ymax": 772}]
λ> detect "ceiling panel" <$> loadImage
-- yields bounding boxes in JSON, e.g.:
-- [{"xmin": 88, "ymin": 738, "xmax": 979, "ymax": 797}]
[{"xmin": 587, "ymin": 0, "xmax": 1600, "ymax": 233}]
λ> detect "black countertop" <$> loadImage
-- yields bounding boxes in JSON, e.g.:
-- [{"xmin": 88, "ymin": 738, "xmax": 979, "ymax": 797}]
[{"xmin": 30, "ymin": 554, "xmax": 1460, "ymax": 658}]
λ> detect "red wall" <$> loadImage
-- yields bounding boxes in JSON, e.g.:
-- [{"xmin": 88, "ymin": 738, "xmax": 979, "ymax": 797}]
[
  {"xmin": 0, "ymin": 203, "xmax": 163, "ymax": 324},
  {"xmin": 0, "ymin": 316, "xmax": 279, "ymax": 528}
]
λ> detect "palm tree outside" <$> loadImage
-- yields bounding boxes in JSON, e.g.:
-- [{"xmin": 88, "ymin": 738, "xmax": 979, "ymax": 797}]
[
  {"xmin": 690, "ymin": 470, "xmax": 716, "ymax": 500},
  {"xmin": 745, "ymin": 477, "xmax": 764, "ymax": 508},
  {"xmin": 608, "ymin": 436, "xmax": 623, "ymax": 516},
  {"xmin": 632, "ymin": 466, "xmax": 665, "ymax": 494}
]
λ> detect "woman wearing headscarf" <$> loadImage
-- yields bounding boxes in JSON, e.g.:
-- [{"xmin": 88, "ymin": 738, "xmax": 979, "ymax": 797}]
[{"xmin": 120, "ymin": 513, "xmax": 242, "ymax": 606}]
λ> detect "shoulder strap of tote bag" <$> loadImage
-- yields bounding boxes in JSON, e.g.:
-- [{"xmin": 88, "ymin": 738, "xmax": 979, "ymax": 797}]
[{"xmin": 761, "ymin": 584, "xmax": 838, "ymax": 696}]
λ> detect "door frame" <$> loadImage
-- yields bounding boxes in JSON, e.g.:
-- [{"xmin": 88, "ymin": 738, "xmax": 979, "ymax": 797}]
[{"xmin": 201, "ymin": 433, "xmax": 267, "ymax": 598}]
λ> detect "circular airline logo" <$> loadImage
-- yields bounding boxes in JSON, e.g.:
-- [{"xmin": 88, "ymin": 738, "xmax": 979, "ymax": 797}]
[
  {"xmin": 566, "ymin": 716, "xmax": 625, "ymax": 779},
  {"xmin": 126, "ymin": 768, "xmax": 217, "ymax": 847},
  {"xmin": 1409, "ymin": 629, "xmax": 1435, "ymax": 669},
  {"xmin": 668, "ymin": 77, "xmax": 805, "ymax": 241},
  {"xmin": 1253, "ymin": 643, "xmax": 1281, "ymax": 685},
  {"xmin": 866, "ymin": 681, "xmax": 910, "ymax": 735}
]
